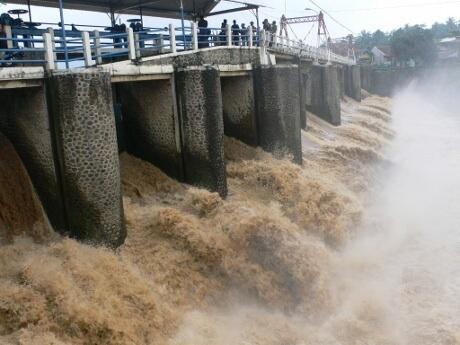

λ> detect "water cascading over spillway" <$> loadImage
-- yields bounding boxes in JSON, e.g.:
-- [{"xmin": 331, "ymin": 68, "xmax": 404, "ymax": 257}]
[
  {"xmin": 0, "ymin": 133, "xmax": 50, "ymax": 243},
  {"xmin": 0, "ymin": 72, "xmax": 459, "ymax": 345}
]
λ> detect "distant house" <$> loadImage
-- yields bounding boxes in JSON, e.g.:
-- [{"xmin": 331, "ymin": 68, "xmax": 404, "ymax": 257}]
[
  {"xmin": 437, "ymin": 37, "xmax": 460, "ymax": 62},
  {"xmin": 356, "ymin": 49, "xmax": 372, "ymax": 64},
  {"xmin": 371, "ymin": 46, "xmax": 392, "ymax": 65}
]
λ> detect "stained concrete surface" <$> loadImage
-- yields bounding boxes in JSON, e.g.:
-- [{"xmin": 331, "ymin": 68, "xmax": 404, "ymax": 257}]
[
  {"xmin": 254, "ymin": 65, "xmax": 302, "ymax": 164},
  {"xmin": 175, "ymin": 66, "xmax": 228, "ymax": 198},
  {"xmin": 47, "ymin": 71, "xmax": 126, "ymax": 248},
  {"xmin": 221, "ymin": 75, "xmax": 258, "ymax": 147},
  {"xmin": 0, "ymin": 86, "xmax": 65, "ymax": 231},
  {"xmin": 116, "ymin": 78, "xmax": 183, "ymax": 179}
]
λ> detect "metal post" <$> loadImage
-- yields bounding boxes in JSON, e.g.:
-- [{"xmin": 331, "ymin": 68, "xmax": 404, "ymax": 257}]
[
  {"xmin": 134, "ymin": 32, "xmax": 141, "ymax": 58},
  {"xmin": 93, "ymin": 30, "xmax": 102, "ymax": 65},
  {"xmin": 169, "ymin": 23, "xmax": 177, "ymax": 53},
  {"xmin": 127, "ymin": 27, "xmax": 136, "ymax": 60},
  {"xmin": 27, "ymin": 0, "xmax": 32, "ymax": 22},
  {"xmin": 4, "ymin": 25, "xmax": 12, "ymax": 49},
  {"xmin": 57, "ymin": 0, "xmax": 69, "ymax": 68},
  {"xmin": 248, "ymin": 26, "xmax": 253, "ymax": 47},
  {"xmin": 46, "ymin": 27, "xmax": 57, "ymax": 61},
  {"xmin": 191, "ymin": 22, "xmax": 198, "ymax": 50},
  {"xmin": 158, "ymin": 33, "xmax": 164, "ymax": 54},
  {"xmin": 256, "ymin": 7, "xmax": 260, "ymax": 46},
  {"xmin": 43, "ymin": 32, "xmax": 55, "ymax": 70},
  {"xmin": 179, "ymin": 0, "xmax": 186, "ymax": 50},
  {"xmin": 226, "ymin": 23, "xmax": 231, "ymax": 46},
  {"xmin": 139, "ymin": 3, "xmax": 144, "ymax": 27},
  {"xmin": 81, "ymin": 31, "xmax": 93, "ymax": 67}
]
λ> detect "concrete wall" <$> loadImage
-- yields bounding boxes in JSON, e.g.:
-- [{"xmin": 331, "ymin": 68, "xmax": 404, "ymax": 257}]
[
  {"xmin": 307, "ymin": 64, "xmax": 341, "ymax": 126},
  {"xmin": 115, "ymin": 78, "xmax": 183, "ymax": 179},
  {"xmin": 0, "ymin": 85, "xmax": 65, "ymax": 231},
  {"xmin": 360, "ymin": 65, "xmax": 372, "ymax": 92},
  {"xmin": 175, "ymin": 66, "xmax": 227, "ymax": 197},
  {"xmin": 359, "ymin": 65, "xmax": 416, "ymax": 96},
  {"xmin": 221, "ymin": 74, "xmax": 258, "ymax": 146},
  {"xmin": 337, "ymin": 65, "xmax": 346, "ymax": 99},
  {"xmin": 345, "ymin": 65, "xmax": 361, "ymax": 101},
  {"xmin": 47, "ymin": 71, "xmax": 126, "ymax": 248},
  {"xmin": 254, "ymin": 65, "xmax": 302, "ymax": 164},
  {"xmin": 144, "ymin": 47, "xmax": 261, "ymax": 69}
]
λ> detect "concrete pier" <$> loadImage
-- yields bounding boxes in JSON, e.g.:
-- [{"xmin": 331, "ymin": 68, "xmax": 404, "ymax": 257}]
[
  {"xmin": 116, "ymin": 78, "xmax": 183, "ymax": 179},
  {"xmin": 307, "ymin": 64, "xmax": 341, "ymax": 126},
  {"xmin": 345, "ymin": 65, "xmax": 362, "ymax": 101},
  {"xmin": 47, "ymin": 71, "xmax": 126, "ymax": 248},
  {"xmin": 299, "ymin": 68, "xmax": 308, "ymax": 129},
  {"xmin": 0, "ymin": 44, "xmax": 364, "ymax": 249},
  {"xmin": 254, "ymin": 65, "xmax": 302, "ymax": 164},
  {"xmin": 221, "ymin": 74, "xmax": 258, "ymax": 146},
  {"xmin": 337, "ymin": 65, "xmax": 346, "ymax": 99},
  {"xmin": 0, "ymin": 86, "xmax": 65, "ymax": 231},
  {"xmin": 175, "ymin": 66, "xmax": 227, "ymax": 197}
]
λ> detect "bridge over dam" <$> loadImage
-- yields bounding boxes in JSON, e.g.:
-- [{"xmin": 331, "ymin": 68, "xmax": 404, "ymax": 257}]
[{"xmin": 0, "ymin": 36, "xmax": 371, "ymax": 248}]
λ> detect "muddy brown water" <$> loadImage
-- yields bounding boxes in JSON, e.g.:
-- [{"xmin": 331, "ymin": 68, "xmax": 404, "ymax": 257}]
[{"xmin": 3, "ymin": 90, "xmax": 453, "ymax": 345}]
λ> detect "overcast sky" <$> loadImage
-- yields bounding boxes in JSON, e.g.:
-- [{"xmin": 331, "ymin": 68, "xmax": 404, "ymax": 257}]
[{"xmin": 3, "ymin": 0, "xmax": 460, "ymax": 43}]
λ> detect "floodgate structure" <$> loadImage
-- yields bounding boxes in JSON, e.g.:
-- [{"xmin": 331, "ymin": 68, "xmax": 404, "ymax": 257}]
[{"xmin": 0, "ymin": 18, "xmax": 374, "ymax": 248}]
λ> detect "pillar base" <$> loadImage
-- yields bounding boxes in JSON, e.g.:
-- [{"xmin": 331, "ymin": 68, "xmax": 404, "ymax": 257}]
[
  {"xmin": 47, "ymin": 71, "xmax": 126, "ymax": 248},
  {"xmin": 175, "ymin": 66, "xmax": 228, "ymax": 198},
  {"xmin": 254, "ymin": 65, "xmax": 302, "ymax": 164},
  {"xmin": 307, "ymin": 64, "xmax": 341, "ymax": 126}
]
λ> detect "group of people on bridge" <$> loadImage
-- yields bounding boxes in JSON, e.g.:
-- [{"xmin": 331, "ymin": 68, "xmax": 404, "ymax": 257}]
[{"xmin": 198, "ymin": 16, "xmax": 278, "ymax": 48}]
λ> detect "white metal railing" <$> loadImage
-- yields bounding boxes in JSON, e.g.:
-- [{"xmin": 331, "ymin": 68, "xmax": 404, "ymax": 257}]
[
  {"xmin": 0, "ymin": 24, "xmax": 354, "ymax": 69},
  {"xmin": 260, "ymin": 30, "xmax": 356, "ymax": 65}
]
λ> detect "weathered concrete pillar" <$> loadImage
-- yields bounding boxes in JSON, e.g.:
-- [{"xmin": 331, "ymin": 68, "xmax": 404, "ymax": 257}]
[
  {"xmin": 47, "ymin": 71, "xmax": 126, "ymax": 248},
  {"xmin": 299, "ymin": 69, "xmax": 308, "ymax": 130},
  {"xmin": 0, "ymin": 86, "xmax": 65, "ymax": 232},
  {"xmin": 175, "ymin": 66, "xmax": 227, "ymax": 198},
  {"xmin": 221, "ymin": 74, "xmax": 258, "ymax": 146},
  {"xmin": 337, "ymin": 65, "xmax": 346, "ymax": 99},
  {"xmin": 360, "ymin": 64, "xmax": 372, "ymax": 93},
  {"xmin": 307, "ymin": 64, "xmax": 341, "ymax": 126},
  {"xmin": 115, "ymin": 78, "xmax": 183, "ymax": 179},
  {"xmin": 345, "ymin": 65, "xmax": 362, "ymax": 101},
  {"xmin": 254, "ymin": 65, "xmax": 302, "ymax": 164}
]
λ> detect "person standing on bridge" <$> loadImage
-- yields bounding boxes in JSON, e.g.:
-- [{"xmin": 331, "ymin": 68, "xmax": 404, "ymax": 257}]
[
  {"xmin": 250, "ymin": 21, "xmax": 257, "ymax": 44},
  {"xmin": 262, "ymin": 19, "xmax": 271, "ymax": 32},
  {"xmin": 219, "ymin": 19, "xmax": 227, "ymax": 46},
  {"xmin": 198, "ymin": 16, "xmax": 210, "ymax": 48},
  {"xmin": 231, "ymin": 20, "xmax": 240, "ymax": 46},
  {"xmin": 240, "ymin": 23, "xmax": 247, "ymax": 46},
  {"xmin": 270, "ymin": 20, "xmax": 277, "ymax": 46}
]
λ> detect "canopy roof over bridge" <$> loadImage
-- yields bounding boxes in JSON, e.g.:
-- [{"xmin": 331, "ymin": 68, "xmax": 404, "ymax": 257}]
[{"xmin": 5, "ymin": 0, "xmax": 259, "ymax": 20}]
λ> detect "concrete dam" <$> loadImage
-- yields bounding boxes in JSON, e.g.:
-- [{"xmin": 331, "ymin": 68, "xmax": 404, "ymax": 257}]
[
  {"xmin": 4, "ymin": 34, "xmax": 460, "ymax": 344},
  {"xmin": 0, "ymin": 44, "xmax": 364, "ymax": 248}
]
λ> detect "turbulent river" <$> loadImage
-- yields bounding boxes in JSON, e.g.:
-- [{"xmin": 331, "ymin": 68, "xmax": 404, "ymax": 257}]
[{"xmin": 1, "ymin": 73, "xmax": 459, "ymax": 345}]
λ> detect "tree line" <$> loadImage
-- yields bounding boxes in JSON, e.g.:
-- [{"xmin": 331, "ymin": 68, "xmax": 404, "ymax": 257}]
[{"xmin": 355, "ymin": 17, "xmax": 460, "ymax": 65}]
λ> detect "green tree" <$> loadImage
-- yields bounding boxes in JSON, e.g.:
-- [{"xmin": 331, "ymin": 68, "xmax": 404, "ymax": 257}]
[
  {"xmin": 390, "ymin": 25, "xmax": 437, "ymax": 66},
  {"xmin": 355, "ymin": 29, "xmax": 389, "ymax": 50},
  {"xmin": 372, "ymin": 30, "xmax": 388, "ymax": 46},
  {"xmin": 431, "ymin": 17, "xmax": 460, "ymax": 39}
]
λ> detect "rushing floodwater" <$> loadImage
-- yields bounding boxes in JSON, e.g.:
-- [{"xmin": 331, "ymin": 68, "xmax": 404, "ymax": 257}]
[
  {"xmin": 345, "ymin": 83, "xmax": 460, "ymax": 345},
  {"xmin": 1, "ymin": 74, "xmax": 460, "ymax": 345}
]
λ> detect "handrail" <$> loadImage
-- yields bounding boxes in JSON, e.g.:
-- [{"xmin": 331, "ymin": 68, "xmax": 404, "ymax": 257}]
[{"xmin": 0, "ymin": 25, "xmax": 354, "ymax": 69}]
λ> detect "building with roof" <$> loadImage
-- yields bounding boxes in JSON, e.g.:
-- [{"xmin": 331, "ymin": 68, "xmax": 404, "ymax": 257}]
[{"xmin": 371, "ymin": 45, "xmax": 392, "ymax": 65}]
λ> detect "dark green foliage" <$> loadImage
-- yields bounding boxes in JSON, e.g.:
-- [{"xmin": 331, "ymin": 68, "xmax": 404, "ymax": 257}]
[
  {"xmin": 390, "ymin": 25, "xmax": 437, "ymax": 65},
  {"xmin": 355, "ymin": 17, "xmax": 460, "ymax": 66}
]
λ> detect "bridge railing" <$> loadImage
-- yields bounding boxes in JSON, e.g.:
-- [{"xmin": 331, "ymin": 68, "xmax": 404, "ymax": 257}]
[
  {"xmin": 0, "ymin": 24, "xmax": 353, "ymax": 69},
  {"xmin": 261, "ymin": 30, "xmax": 356, "ymax": 65}
]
